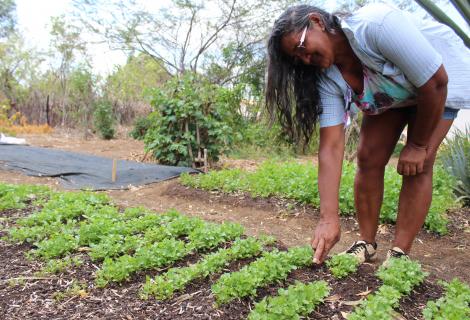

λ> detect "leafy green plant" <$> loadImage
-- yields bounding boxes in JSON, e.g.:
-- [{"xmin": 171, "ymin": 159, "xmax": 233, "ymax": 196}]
[
  {"xmin": 326, "ymin": 254, "xmax": 360, "ymax": 279},
  {"xmin": 129, "ymin": 115, "xmax": 155, "ymax": 140},
  {"xmin": 439, "ymin": 125, "xmax": 470, "ymax": 206},
  {"xmin": 376, "ymin": 257, "xmax": 428, "ymax": 294},
  {"xmin": 8, "ymin": 220, "xmax": 76, "ymax": 243},
  {"xmin": 36, "ymin": 256, "xmax": 83, "ymax": 275},
  {"xmin": 347, "ymin": 285, "xmax": 402, "ymax": 320},
  {"xmin": 247, "ymin": 280, "xmax": 330, "ymax": 320},
  {"xmin": 143, "ymin": 72, "xmax": 243, "ymax": 166},
  {"xmin": 95, "ymin": 238, "xmax": 188, "ymax": 287},
  {"xmin": 211, "ymin": 246, "xmax": 313, "ymax": 305},
  {"xmin": 95, "ymin": 221, "xmax": 244, "ymax": 287},
  {"xmin": 423, "ymin": 278, "xmax": 470, "ymax": 320},
  {"xmin": 34, "ymin": 231, "xmax": 79, "ymax": 259},
  {"xmin": 89, "ymin": 214, "xmax": 204, "ymax": 261},
  {"xmin": 182, "ymin": 161, "xmax": 457, "ymax": 234},
  {"xmin": 17, "ymin": 191, "xmax": 110, "ymax": 227},
  {"xmin": 93, "ymin": 100, "xmax": 115, "ymax": 139},
  {"xmin": 349, "ymin": 257, "xmax": 427, "ymax": 320},
  {"xmin": 7, "ymin": 191, "xmax": 112, "ymax": 247},
  {"xmin": 141, "ymin": 236, "xmax": 275, "ymax": 300},
  {"xmin": 89, "ymin": 234, "xmax": 144, "ymax": 261},
  {"xmin": 0, "ymin": 184, "xmax": 50, "ymax": 211}
]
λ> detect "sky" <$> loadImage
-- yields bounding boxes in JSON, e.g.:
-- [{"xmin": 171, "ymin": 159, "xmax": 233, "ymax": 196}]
[
  {"xmin": 16, "ymin": 0, "xmax": 127, "ymax": 76},
  {"xmin": 14, "ymin": 0, "xmax": 470, "ymax": 133}
]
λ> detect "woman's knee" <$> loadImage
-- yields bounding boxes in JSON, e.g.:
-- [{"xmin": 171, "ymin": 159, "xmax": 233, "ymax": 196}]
[{"xmin": 356, "ymin": 145, "xmax": 389, "ymax": 172}]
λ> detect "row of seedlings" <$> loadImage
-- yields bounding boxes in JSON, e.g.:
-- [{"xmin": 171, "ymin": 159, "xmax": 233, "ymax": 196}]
[
  {"xmin": 140, "ymin": 236, "xmax": 276, "ymax": 300},
  {"xmin": 4, "ymin": 188, "xmax": 247, "ymax": 290},
  {"xmin": 4, "ymin": 184, "xmax": 468, "ymax": 319},
  {"xmin": 423, "ymin": 278, "xmax": 470, "ymax": 319},
  {"xmin": 211, "ymin": 246, "xmax": 314, "ymax": 305},
  {"xmin": 246, "ymin": 253, "xmax": 361, "ymax": 319},
  {"xmin": 348, "ymin": 257, "xmax": 427, "ymax": 319},
  {"xmin": 95, "ymin": 220, "xmax": 244, "ymax": 286}
]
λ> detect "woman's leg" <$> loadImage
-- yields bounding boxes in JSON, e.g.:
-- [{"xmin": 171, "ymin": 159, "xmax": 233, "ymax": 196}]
[
  {"xmin": 393, "ymin": 116, "xmax": 454, "ymax": 253},
  {"xmin": 355, "ymin": 110, "xmax": 408, "ymax": 244}
]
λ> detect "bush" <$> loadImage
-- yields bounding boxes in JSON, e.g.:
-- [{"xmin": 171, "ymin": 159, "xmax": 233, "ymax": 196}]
[
  {"xmin": 143, "ymin": 72, "xmax": 243, "ymax": 166},
  {"xmin": 439, "ymin": 125, "xmax": 470, "ymax": 206},
  {"xmin": 93, "ymin": 101, "xmax": 115, "ymax": 140},
  {"xmin": 228, "ymin": 121, "xmax": 296, "ymax": 159},
  {"xmin": 129, "ymin": 114, "xmax": 155, "ymax": 140}
]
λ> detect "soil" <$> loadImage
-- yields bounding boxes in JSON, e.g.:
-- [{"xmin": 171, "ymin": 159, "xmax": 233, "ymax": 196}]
[
  {"xmin": 0, "ymin": 131, "xmax": 468, "ymax": 319},
  {"xmin": 0, "ymin": 206, "xmax": 444, "ymax": 320}
]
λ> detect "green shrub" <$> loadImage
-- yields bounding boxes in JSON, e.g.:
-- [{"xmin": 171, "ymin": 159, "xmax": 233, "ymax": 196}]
[
  {"xmin": 439, "ymin": 125, "xmax": 470, "ymax": 206},
  {"xmin": 129, "ymin": 114, "xmax": 155, "ymax": 140},
  {"xmin": 93, "ymin": 101, "xmax": 115, "ymax": 139},
  {"xmin": 143, "ymin": 72, "xmax": 243, "ymax": 166},
  {"xmin": 229, "ymin": 121, "xmax": 296, "ymax": 159}
]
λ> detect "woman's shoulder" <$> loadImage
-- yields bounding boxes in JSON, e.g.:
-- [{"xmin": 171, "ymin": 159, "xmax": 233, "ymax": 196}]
[
  {"xmin": 348, "ymin": 3, "xmax": 402, "ymax": 26},
  {"xmin": 318, "ymin": 66, "xmax": 348, "ymax": 97}
]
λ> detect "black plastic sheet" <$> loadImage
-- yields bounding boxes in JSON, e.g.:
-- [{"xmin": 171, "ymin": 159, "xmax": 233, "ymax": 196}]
[{"xmin": 0, "ymin": 144, "xmax": 199, "ymax": 190}]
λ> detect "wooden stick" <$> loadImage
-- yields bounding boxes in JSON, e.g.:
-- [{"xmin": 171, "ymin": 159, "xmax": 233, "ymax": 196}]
[
  {"xmin": 112, "ymin": 159, "xmax": 117, "ymax": 182},
  {"xmin": 203, "ymin": 148, "xmax": 208, "ymax": 173}
]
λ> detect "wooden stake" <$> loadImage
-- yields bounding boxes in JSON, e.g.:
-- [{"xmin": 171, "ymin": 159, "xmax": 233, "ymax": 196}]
[
  {"xmin": 112, "ymin": 159, "xmax": 117, "ymax": 182},
  {"xmin": 203, "ymin": 148, "xmax": 208, "ymax": 173}
]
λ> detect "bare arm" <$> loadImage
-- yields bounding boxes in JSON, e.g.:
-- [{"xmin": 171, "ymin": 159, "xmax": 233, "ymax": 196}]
[
  {"xmin": 397, "ymin": 65, "xmax": 448, "ymax": 176},
  {"xmin": 312, "ymin": 123, "xmax": 345, "ymax": 263}
]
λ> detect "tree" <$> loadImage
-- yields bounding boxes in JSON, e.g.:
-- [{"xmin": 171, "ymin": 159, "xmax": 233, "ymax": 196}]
[
  {"xmin": 49, "ymin": 15, "xmax": 89, "ymax": 126},
  {"xmin": 103, "ymin": 53, "xmax": 170, "ymax": 124},
  {"xmin": 0, "ymin": 33, "xmax": 42, "ymax": 112},
  {"xmin": 0, "ymin": 0, "xmax": 16, "ymax": 39},
  {"xmin": 72, "ymin": 0, "xmax": 298, "ymax": 81}
]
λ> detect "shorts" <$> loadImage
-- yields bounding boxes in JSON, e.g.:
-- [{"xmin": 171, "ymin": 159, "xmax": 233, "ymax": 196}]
[
  {"xmin": 399, "ymin": 106, "xmax": 460, "ymax": 120},
  {"xmin": 442, "ymin": 107, "xmax": 459, "ymax": 120}
]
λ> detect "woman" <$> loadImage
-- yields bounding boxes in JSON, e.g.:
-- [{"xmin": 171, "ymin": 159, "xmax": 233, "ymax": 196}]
[{"xmin": 266, "ymin": 3, "xmax": 469, "ymax": 265}]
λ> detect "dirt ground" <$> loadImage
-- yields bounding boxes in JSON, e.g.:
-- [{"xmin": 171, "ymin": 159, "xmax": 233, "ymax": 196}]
[
  {"xmin": 0, "ymin": 131, "xmax": 469, "ymax": 286},
  {"xmin": 0, "ymin": 206, "xmax": 443, "ymax": 320}
]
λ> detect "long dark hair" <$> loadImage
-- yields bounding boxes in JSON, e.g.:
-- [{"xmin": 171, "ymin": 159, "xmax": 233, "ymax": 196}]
[{"xmin": 266, "ymin": 5, "xmax": 341, "ymax": 146}]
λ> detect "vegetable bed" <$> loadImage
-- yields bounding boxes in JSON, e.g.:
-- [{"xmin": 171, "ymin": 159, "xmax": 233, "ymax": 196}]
[{"xmin": 0, "ymin": 184, "xmax": 468, "ymax": 319}]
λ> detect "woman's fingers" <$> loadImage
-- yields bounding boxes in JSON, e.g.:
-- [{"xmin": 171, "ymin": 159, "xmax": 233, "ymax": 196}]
[
  {"xmin": 311, "ymin": 236, "xmax": 319, "ymax": 251},
  {"xmin": 397, "ymin": 162, "xmax": 404, "ymax": 175},
  {"xmin": 417, "ymin": 161, "xmax": 424, "ymax": 174},
  {"xmin": 321, "ymin": 240, "xmax": 334, "ymax": 262},
  {"xmin": 403, "ymin": 163, "xmax": 410, "ymax": 176},
  {"xmin": 313, "ymin": 238, "xmax": 325, "ymax": 264}
]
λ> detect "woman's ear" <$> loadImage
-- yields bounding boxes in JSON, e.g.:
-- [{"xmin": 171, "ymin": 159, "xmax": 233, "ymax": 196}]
[{"xmin": 307, "ymin": 13, "xmax": 326, "ymax": 31}]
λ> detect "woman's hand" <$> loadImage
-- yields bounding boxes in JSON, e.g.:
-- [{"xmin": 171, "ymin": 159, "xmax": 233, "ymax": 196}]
[
  {"xmin": 311, "ymin": 216, "xmax": 341, "ymax": 264},
  {"xmin": 397, "ymin": 142, "xmax": 427, "ymax": 176}
]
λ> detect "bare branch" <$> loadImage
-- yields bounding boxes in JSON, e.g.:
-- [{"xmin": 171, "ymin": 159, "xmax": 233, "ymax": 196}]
[
  {"xmin": 190, "ymin": 0, "xmax": 237, "ymax": 72},
  {"xmin": 180, "ymin": 7, "xmax": 197, "ymax": 72}
]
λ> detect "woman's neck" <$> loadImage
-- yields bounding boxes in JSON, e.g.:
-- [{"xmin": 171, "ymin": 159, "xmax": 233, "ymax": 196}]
[{"xmin": 332, "ymin": 29, "xmax": 361, "ymax": 71}]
